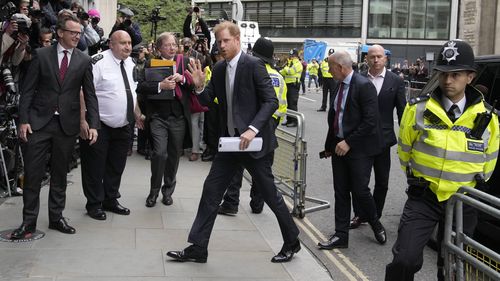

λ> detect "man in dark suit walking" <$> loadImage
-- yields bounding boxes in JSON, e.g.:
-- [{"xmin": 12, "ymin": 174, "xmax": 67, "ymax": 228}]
[
  {"xmin": 167, "ymin": 21, "xmax": 300, "ymax": 263},
  {"xmin": 317, "ymin": 51, "xmax": 386, "ymax": 249},
  {"xmin": 11, "ymin": 14, "xmax": 100, "ymax": 239},
  {"xmin": 349, "ymin": 44, "xmax": 406, "ymax": 229}
]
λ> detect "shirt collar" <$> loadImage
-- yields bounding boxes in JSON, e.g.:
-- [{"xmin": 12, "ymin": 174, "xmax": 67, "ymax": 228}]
[
  {"xmin": 227, "ymin": 50, "xmax": 242, "ymax": 68},
  {"xmin": 367, "ymin": 67, "xmax": 386, "ymax": 79},
  {"xmin": 110, "ymin": 51, "xmax": 130, "ymax": 66},
  {"xmin": 342, "ymin": 70, "xmax": 354, "ymax": 85},
  {"xmin": 442, "ymin": 95, "xmax": 466, "ymax": 114},
  {"xmin": 57, "ymin": 43, "xmax": 74, "ymax": 56}
]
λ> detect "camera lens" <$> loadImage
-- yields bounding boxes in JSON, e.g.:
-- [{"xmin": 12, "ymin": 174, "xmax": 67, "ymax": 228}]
[
  {"xmin": 2, "ymin": 68, "xmax": 16, "ymax": 94},
  {"xmin": 193, "ymin": 6, "xmax": 200, "ymax": 13}
]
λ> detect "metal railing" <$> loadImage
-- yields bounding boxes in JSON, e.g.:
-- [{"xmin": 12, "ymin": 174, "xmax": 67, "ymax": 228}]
[
  {"xmin": 269, "ymin": 110, "xmax": 330, "ymax": 218},
  {"xmin": 443, "ymin": 186, "xmax": 500, "ymax": 280}
]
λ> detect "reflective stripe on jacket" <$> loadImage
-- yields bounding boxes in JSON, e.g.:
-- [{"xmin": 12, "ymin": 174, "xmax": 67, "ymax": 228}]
[
  {"xmin": 398, "ymin": 86, "xmax": 499, "ymax": 201},
  {"xmin": 266, "ymin": 64, "xmax": 287, "ymax": 121},
  {"xmin": 280, "ymin": 57, "xmax": 303, "ymax": 84}
]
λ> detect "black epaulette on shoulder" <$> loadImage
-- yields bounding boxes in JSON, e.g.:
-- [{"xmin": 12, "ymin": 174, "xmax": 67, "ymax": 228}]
[
  {"xmin": 408, "ymin": 93, "xmax": 431, "ymax": 105},
  {"xmin": 91, "ymin": 54, "xmax": 104, "ymax": 64}
]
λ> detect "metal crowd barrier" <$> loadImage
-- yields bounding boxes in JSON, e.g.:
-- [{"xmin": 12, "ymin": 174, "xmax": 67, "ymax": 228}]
[
  {"xmin": 443, "ymin": 186, "xmax": 500, "ymax": 281},
  {"xmin": 243, "ymin": 109, "xmax": 330, "ymax": 218},
  {"xmin": 404, "ymin": 80, "xmax": 428, "ymax": 101}
]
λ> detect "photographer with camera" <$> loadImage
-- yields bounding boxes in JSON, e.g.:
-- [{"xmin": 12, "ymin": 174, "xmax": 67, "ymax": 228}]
[
  {"xmin": 183, "ymin": 6, "xmax": 211, "ymax": 50},
  {"xmin": 110, "ymin": 6, "xmax": 142, "ymax": 47}
]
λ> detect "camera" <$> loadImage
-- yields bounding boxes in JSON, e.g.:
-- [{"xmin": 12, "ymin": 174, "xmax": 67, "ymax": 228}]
[
  {"xmin": 193, "ymin": 6, "xmax": 200, "ymax": 13},
  {"xmin": 91, "ymin": 17, "xmax": 99, "ymax": 25},
  {"xmin": 0, "ymin": 1, "xmax": 16, "ymax": 22},
  {"xmin": 149, "ymin": 6, "xmax": 166, "ymax": 23},
  {"xmin": 10, "ymin": 13, "xmax": 32, "ymax": 36},
  {"xmin": 28, "ymin": 7, "xmax": 44, "ymax": 19},
  {"xmin": 77, "ymin": 11, "xmax": 89, "ymax": 21}
]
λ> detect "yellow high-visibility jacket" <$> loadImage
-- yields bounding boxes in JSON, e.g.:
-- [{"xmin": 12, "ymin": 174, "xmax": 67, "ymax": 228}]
[
  {"xmin": 398, "ymin": 86, "xmax": 499, "ymax": 201},
  {"xmin": 307, "ymin": 62, "xmax": 319, "ymax": 76},
  {"xmin": 320, "ymin": 60, "xmax": 333, "ymax": 78},
  {"xmin": 280, "ymin": 57, "xmax": 303, "ymax": 84},
  {"xmin": 266, "ymin": 64, "xmax": 287, "ymax": 122}
]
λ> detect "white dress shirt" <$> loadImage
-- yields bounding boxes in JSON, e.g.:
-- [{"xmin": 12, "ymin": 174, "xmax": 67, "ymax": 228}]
[
  {"xmin": 367, "ymin": 67, "xmax": 386, "ymax": 95},
  {"xmin": 442, "ymin": 95, "xmax": 466, "ymax": 120},
  {"xmin": 92, "ymin": 49, "xmax": 137, "ymax": 128}
]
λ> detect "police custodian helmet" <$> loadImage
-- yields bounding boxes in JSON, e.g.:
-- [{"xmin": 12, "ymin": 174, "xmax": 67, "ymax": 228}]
[{"xmin": 434, "ymin": 39, "xmax": 476, "ymax": 73}]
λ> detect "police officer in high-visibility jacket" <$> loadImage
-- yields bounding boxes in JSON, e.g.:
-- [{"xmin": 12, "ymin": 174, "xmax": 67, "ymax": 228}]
[
  {"xmin": 280, "ymin": 48, "xmax": 302, "ymax": 127},
  {"xmin": 385, "ymin": 40, "xmax": 499, "ymax": 281},
  {"xmin": 317, "ymin": 48, "xmax": 338, "ymax": 112},
  {"xmin": 218, "ymin": 37, "xmax": 287, "ymax": 215}
]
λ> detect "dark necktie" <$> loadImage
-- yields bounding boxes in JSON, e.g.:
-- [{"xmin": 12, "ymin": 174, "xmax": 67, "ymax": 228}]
[
  {"xmin": 59, "ymin": 50, "xmax": 68, "ymax": 81},
  {"xmin": 333, "ymin": 82, "xmax": 345, "ymax": 136},
  {"xmin": 120, "ymin": 60, "xmax": 134, "ymax": 124},
  {"xmin": 447, "ymin": 104, "xmax": 458, "ymax": 123}
]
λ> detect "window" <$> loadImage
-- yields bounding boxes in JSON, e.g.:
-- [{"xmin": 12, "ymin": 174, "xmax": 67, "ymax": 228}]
[{"xmin": 368, "ymin": 0, "xmax": 451, "ymax": 39}]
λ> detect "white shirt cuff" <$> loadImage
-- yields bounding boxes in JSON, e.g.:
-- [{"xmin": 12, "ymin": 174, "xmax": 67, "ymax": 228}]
[
  {"xmin": 157, "ymin": 82, "xmax": 161, "ymax": 93},
  {"xmin": 248, "ymin": 125, "xmax": 259, "ymax": 134},
  {"xmin": 194, "ymin": 87, "xmax": 204, "ymax": 95}
]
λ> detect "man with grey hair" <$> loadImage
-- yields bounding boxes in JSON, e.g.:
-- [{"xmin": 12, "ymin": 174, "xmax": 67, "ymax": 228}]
[{"xmin": 318, "ymin": 51, "xmax": 386, "ymax": 249}]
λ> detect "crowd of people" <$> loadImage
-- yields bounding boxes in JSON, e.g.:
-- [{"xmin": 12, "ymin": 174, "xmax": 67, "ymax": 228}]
[{"xmin": 1, "ymin": 2, "xmax": 498, "ymax": 281}]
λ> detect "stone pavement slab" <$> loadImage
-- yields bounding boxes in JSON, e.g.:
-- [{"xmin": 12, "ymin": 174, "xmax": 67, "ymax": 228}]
[{"xmin": 0, "ymin": 154, "xmax": 332, "ymax": 281}]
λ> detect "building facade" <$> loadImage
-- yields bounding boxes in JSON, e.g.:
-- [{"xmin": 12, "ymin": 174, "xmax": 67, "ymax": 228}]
[{"xmin": 194, "ymin": 0, "xmax": 498, "ymax": 66}]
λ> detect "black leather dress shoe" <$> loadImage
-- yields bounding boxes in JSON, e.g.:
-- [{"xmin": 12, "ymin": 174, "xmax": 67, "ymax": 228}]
[
  {"xmin": 87, "ymin": 208, "xmax": 106, "ymax": 220},
  {"xmin": 201, "ymin": 153, "xmax": 214, "ymax": 162},
  {"xmin": 370, "ymin": 220, "xmax": 387, "ymax": 244},
  {"xmin": 317, "ymin": 107, "xmax": 326, "ymax": 112},
  {"xmin": 271, "ymin": 240, "xmax": 301, "ymax": 263},
  {"xmin": 218, "ymin": 205, "xmax": 238, "ymax": 215},
  {"xmin": 162, "ymin": 196, "xmax": 173, "ymax": 206},
  {"xmin": 349, "ymin": 216, "xmax": 367, "ymax": 229},
  {"xmin": 49, "ymin": 218, "xmax": 76, "ymax": 234},
  {"xmin": 103, "ymin": 202, "xmax": 130, "ymax": 215},
  {"xmin": 318, "ymin": 235, "xmax": 348, "ymax": 250},
  {"xmin": 10, "ymin": 224, "xmax": 35, "ymax": 240},
  {"xmin": 145, "ymin": 194, "xmax": 158, "ymax": 208},
  {"xmin": 166, "ymin": 245, "xmax": 208, "ymax": 263}
]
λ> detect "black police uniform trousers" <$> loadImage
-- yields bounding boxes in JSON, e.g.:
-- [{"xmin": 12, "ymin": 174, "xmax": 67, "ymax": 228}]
[
  {"xmin": 320, "ymin": 77, "xmax": 337, "ymax": 110},
  {"xmin": 80, "ymin": 122, "xmax": 131, "ymax": 211},
  {"xmin": 385, "ymin": 187, "xmax": 477, "ymax": 281},
  {"xmin": 286, "ymin": 83, "xmax": 300, "ymax": 125},
  {"xmin": 188, "ymin": 150, "xmax": 299, "ymax": 249}
]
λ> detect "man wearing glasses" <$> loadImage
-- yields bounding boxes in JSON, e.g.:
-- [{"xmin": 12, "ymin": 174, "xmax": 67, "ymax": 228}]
[{"xmin": 11, "ymin": 14, "xmax": 100, "ymax": 239}]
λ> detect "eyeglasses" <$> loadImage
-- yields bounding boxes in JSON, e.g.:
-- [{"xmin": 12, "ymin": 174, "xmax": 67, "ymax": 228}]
[
  {"xmin": 161, "ymin": 43, "xmax": 178, "ymax": 49},
  {"xmin": 62, "ymin": 29, "xmax": 82, "ymax": 37}
]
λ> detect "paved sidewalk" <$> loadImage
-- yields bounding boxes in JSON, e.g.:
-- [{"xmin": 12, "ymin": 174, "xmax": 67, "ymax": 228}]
[{"xmin": 0, "ymin": 153, "xmax": 333, "ymax": 281}]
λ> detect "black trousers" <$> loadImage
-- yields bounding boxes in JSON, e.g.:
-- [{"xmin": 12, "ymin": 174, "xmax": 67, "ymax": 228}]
[
  {"xmin": 321, "ymin": 77, "xmax": 337, "ymax": 109},
  {"xmin": 286, "ymin": 83, "xmax": 299, "ymax": 124},
  {"xmin": 220, "ymin": 118, "xmax": 279, "ymax": 210},
  {"xmin": 202, "ymin": 102, "xmax": 220, "ymax": 156},
  {"xmin": 80, "ymin": 122, "xmax": 130, "ymax": 211},
  {"xmin": 188, "ymin": 151, "xmax": 299, "ymax": 248},
  {"xmin": 148, "ymin": 114, "xmax": 186, "ymax": 198},
  {"xmin": 331, "ymin": 153, "xmax": 378, "ymax": 240},
  {"xmin": 385, "ymin": 188, "xmax": 478, "ymax": 281},
  {"xmin": 353, "ymin": 146, "xmax": 391, "ymax": 219},
  {"xmin": 22, "ymin": 116, "xmax": 77, "ymax": 227}
]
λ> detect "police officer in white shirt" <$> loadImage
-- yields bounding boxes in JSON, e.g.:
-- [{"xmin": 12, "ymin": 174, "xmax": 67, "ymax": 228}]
[{"xmin": 79, "ymin": 30, "xmax": 143, "ymax": 221}]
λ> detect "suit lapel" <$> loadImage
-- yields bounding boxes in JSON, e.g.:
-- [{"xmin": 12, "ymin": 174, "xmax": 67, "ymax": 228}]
[
  {"xmin": 233, "ymin": 53, "xmax": 245, "ymax": 104},
  {"xmin": 51, "ymin": 45, "xmax": 62, "ymax": 87},
  {"xmin": 379, "ymin": 72, "xmax": 392, "ymax": 97}
]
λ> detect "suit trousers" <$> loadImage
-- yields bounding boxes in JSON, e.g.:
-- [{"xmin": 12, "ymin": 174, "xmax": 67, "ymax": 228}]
[
  {"xmin": 149, "ymin": 114, "xmax": 186, "ymax": 198},
  {"xmin": 321, "ymin": 77, "xmax": 337, "ymax": 109},
  {"xmin": 331, "ymin": 153, "xmax": 378, "ymax": 239},
  {"xmin": 80, "ymin": 122, "xmax": 130, "ymax": 211},
  {"xmin": 385, "ymin": 189, "xmax": 478, "ymax": 281},
  {"xmin": 188, "ymin": 151, "xmax": 299, "ymax": 248},
  {"xmin": 286, "ymin": 83, "xmax": 299, "ymax": 124},
  {"xmin": 353, "ymin": 146, "xmax": 391, "ymax": 219},
  {"xmin": 22, "ymin": 116, "xmax": 77, "ymax": 227},
  {"xmin": 220, "ymin": 165, "xmax": 265, "ymax": 211}
]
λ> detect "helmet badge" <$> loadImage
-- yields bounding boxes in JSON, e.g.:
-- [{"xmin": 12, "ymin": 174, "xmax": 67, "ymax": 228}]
[{"xmin": 442, "ymin": 41, "xmax": 460, "ymax": 63}]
